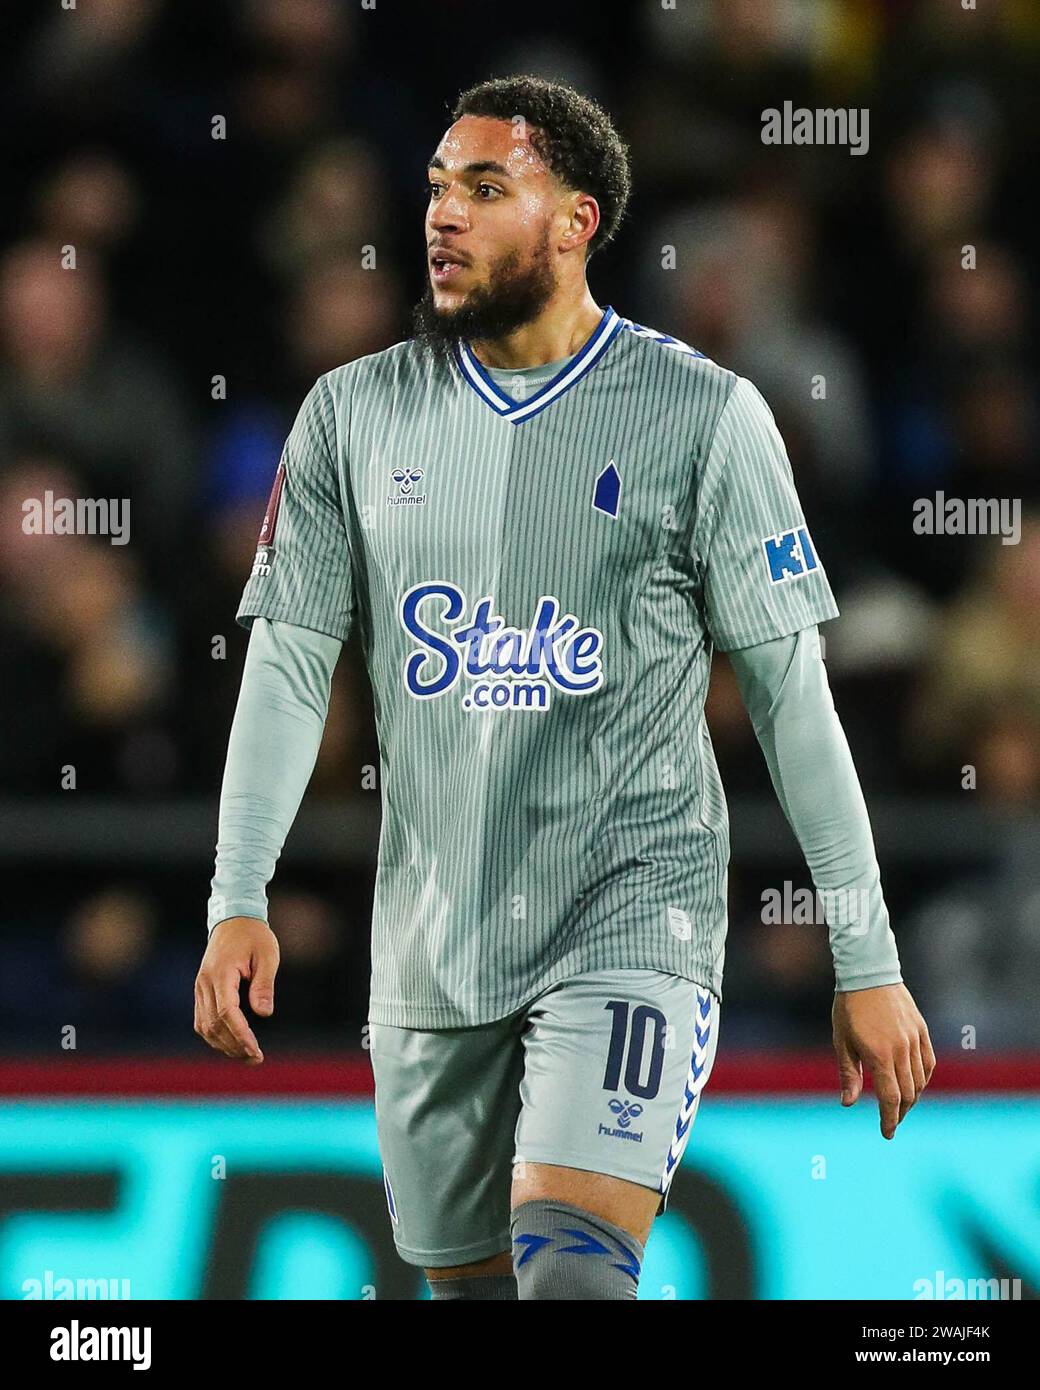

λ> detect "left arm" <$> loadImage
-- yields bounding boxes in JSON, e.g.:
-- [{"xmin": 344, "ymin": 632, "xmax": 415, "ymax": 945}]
[
  {"xmin": 729, "ymin": 625, "xmax": 935, "ymax": 1137},
  {"xmin": 691, "ymin": 374, "xmax": 935, "ymax": 1136}
]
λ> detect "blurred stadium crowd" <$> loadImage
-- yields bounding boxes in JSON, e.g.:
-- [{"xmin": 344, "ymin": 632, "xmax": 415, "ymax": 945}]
[{"xmin": 1, "ymin": 0, "xmax": 1038, "ymax": 1054}]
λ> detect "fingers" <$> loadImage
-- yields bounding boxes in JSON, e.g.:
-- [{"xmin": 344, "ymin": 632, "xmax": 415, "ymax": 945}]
[
  {"xmin": 893, "ymin": 1046, "xmax": 916, "ymax": 1126},
  {"xmin": 195, "ymin": 968, "xmax": 264, "ymax": 1063},
  {"xmin": 909, "ymin": 1033, "xmax": 928, "ymax": 1098},
  {"xmin": 195, "ymin": 972, "xmax": 235, "ymax": 1056},
  {"xmin": 213, "ymin": 970, "xmax": 263, "ymax": 1061},
  {"xmin": 895, "ymin": 1009, "xmax": 938, "ymax": 1127},
  {"xmin": 247, "ymin": 941, "xmax": 279, "ymax": 1018},
  {"xmin": 833, "ymin": 1035, "xmax": 863, "ymax": 1106},
  {"xmin": 919, "ymin": 1023, "xmax": 937, "ymax": 1084},
  {"xmin": 873, "ymin": 1062, "xmax": 903, "ymax": 1140},
  {"xmin": 837, "ymin": 987, "xmax": 938, "ymax": 1139},
  {"xmin": 874, "ymin": 1035, "xmax": 931, "ymax": 1138}
]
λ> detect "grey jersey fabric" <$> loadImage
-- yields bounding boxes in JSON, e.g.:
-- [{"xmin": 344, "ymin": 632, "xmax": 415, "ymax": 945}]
[
  {"xmin": 729, "ymin": 626, "xmax": 902, "ymax": 990},
  {"xmin": 208, "ymin": 619, "xmax": 902, "ymax": 991},
  {"xmin": 220, "ymin": 311, "xmax": 848, "ymax": 1026}
]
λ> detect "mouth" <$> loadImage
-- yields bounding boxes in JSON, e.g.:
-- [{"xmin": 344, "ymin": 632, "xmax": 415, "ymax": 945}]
[{"xmin": 429, "ymin": 249, "xmax": 470, "ymax": 286}]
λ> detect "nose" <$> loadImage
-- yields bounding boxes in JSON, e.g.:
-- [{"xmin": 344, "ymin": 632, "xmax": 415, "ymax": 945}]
[{"xmin": 428, "ymin": 182, "xmax": 469, "ymax": 235}]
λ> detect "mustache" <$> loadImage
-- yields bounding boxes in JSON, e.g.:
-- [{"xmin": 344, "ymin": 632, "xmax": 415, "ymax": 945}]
[{"xmin": 413, "ymin": 242, "xmax": 556, "ymax": 357}]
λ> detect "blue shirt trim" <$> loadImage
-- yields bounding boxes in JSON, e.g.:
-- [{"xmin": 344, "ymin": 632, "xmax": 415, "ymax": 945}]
[{"xmin": 453, "ymin": 305, "xmax": 624, "ymax": 423}]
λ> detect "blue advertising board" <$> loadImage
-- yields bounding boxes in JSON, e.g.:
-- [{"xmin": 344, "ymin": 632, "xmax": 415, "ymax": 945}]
[{"xmin": 1, "ymin": 1099, "xmax": 1036, "ymax": 1300}]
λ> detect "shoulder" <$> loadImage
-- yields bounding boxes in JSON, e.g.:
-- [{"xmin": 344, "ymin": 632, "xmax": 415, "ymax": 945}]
[
  {"xmin": 620, "ymin": 321, "xmax": 782, "ymax": 437},
  {"xmin": 613, "ymin": 313, "xmax": 737, "ymax": 399},
  {"xmin": 710, "ymin": 374, "xmax": 784, "ymax": 446},
  {"xmin": 615, "ymin": 314, "xmax": 727, "ymax": 376},
  {"xmin": 612, "ymin": 313, "xmax": 744, "ymax": 446}
]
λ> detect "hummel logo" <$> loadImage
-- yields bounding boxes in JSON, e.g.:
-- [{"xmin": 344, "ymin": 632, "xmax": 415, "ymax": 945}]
[
  {"xmin": 598, "ymin": 1097, "xmax": 645, "ymax": 1143},
  {"xmin": 607, "ymin": 1098, "xmax": 644, "ymax": 1129},
  {"xmin": 387, "ymin": 466, "xmax": 427, "ymax": 508},
  {"xmin": 391, "ymin": 467, "xmax": 423, "ymax": 495}
]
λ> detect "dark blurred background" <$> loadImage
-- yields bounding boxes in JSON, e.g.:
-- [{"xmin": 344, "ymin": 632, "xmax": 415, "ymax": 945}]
[{"xmin": 1, "ymin": 0, "xmax": 1038, "ymax": 1056}]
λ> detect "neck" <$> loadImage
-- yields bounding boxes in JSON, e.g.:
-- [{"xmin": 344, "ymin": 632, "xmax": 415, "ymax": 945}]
[{"xmin": 468, "ymin": 287, "xmax": 603, "ymax": 370}]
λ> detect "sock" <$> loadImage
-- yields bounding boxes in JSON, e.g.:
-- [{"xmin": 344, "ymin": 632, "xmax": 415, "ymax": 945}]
[
  {"xmin": 510, "ymin": 1198, "xmax": 644, "ymax": 1300},
  {"xmin": 427, "ymin": 1272, "xmax": 518, "ymax": 1300}
]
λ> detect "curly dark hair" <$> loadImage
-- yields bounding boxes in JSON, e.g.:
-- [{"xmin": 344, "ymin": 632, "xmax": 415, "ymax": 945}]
[{"xmin": 451, "ymin": 75, "xmax": 631, "ymax": 259}]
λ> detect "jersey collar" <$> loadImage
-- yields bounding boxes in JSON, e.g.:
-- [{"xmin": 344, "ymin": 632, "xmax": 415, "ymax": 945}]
[{"xmin": 453, "ymin": 305, "xmax": 624, "ymax": 424}]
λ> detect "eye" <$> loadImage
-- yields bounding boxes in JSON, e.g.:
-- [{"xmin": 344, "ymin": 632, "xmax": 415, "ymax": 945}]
[
  {"xmin": 427, "ymin": 181, "xmax": 443, "ymax": 199},
  {"xmin": 477, "ymin": 183, "xmax": 502, "ymax": 199}
]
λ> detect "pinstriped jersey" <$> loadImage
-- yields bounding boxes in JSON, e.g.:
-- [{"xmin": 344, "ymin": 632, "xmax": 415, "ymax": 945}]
[{"xmin": 237, "ymin": 306, "xmax": 839, "ymax": 1027}]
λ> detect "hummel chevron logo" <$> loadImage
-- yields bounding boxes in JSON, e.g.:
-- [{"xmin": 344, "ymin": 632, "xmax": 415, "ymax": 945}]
[{"xmin": 659, "ymin": 988, "xmax": 715, "ymax": 1197}]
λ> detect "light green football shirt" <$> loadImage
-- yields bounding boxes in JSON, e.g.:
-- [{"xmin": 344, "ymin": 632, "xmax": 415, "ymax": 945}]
[{"xmin": 237, "ymin": 307, "xmax": 840, "ymax": 1027}]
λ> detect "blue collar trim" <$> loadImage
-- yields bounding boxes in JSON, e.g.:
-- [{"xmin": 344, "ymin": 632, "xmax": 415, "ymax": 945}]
[{"xmin": 454, "ymin": 306, "xmax": 623, "ymax": 423}]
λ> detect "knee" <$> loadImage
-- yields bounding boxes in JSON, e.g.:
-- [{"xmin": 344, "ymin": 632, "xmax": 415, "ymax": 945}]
[{"xmin": 510, "ymin": 1198, "xmax": 644, "ymax": 1301}]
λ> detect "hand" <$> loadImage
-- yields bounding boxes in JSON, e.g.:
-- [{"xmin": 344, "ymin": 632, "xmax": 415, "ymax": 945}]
[
  {"xmin": 194, "ymin": 917, "xmax": 280, "ymax": 1064},
  {"xmin": 832, "ymin": 982, "xmax": 935, "ymax": 1139}
]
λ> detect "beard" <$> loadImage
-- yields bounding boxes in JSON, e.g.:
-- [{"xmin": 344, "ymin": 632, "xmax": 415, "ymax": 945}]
[{"xmin": 412, "ymin": 231, "xmax": 557, "ymax": 362}]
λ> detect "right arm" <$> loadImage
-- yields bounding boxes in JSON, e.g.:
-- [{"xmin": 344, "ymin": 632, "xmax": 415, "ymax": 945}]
[
  {"xmin": 195, "ymin": 373, "xmax": 356, "ymax": 1062},
  {"xmin": 194, "ymin": 617, "xmax": 341, "ymax": 1062}
]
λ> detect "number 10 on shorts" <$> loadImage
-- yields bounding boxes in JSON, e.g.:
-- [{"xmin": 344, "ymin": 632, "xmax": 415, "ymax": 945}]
[{"xmin": 602, "ymin": 1001, "xmax": 667, "ymax": 1100}]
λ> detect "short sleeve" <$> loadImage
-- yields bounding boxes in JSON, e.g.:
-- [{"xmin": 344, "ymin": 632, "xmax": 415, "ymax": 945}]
[
  {"xmin": 692, "ymin": 376, "xmax": 839, "ymax": 652},
  {"xmin": 237, "ymin": 375, "xmax": 356, "ymax": 642}
]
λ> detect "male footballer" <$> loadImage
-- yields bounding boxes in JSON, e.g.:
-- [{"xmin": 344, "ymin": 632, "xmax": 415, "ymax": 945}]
[{"xmin": 196, "ymin": 76, "xmax": 934, "ymax": 1301}]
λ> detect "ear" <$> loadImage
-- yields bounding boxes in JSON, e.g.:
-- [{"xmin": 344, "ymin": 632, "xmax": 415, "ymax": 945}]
[{"xmin": 559, "ymin": 192, "xmax": 600, "ymax": 256}]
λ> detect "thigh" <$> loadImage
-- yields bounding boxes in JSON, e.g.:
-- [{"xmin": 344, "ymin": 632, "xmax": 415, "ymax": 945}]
[
  {"xmin": 370, "ymin": 1013, "xmax": 525, "ymax": 1268},
  {"xmin": 513, "ymin": 969, "xmax": 720, "ymax": 1209}
]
